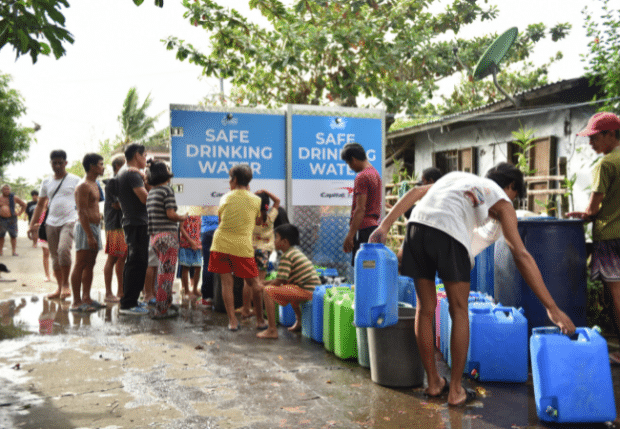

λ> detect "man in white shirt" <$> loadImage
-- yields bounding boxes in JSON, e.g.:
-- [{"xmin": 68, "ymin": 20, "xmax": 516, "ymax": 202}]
[{"xmin": 29, "ymin": 150, "xmax": 80, "ymax": 300}]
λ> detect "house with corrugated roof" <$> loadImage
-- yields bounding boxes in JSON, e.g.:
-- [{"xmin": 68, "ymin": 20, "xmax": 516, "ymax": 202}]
[{"xmin": 385, "ymin": 76, "xmax": 605, "ymax": 215}]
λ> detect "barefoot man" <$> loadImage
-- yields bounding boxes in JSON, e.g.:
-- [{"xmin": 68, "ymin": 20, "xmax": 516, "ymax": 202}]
[
  {"xmin": 29, "ymin": 150, "xmax": 81, "ymax": 300},
  {"xmin": 69, "ymin": 153, "xmax": 105, "ymax": 312},
  {"xmin": 0, "ymin": 184, "xmax": 26, "ymax": 256}
]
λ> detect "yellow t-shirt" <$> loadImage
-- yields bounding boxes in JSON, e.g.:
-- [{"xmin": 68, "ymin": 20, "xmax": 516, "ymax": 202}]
[{"xmin": 211, "ymin": 190, "xmax": 261, "ymax": 258}]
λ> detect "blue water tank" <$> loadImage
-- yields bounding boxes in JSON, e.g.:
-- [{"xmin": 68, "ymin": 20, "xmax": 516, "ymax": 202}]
[
  {"xmin": 470, "ymin": 243, "xmax": 495, "ymax": 297},
  {"xmin": 398, "ymin": 275, "xmax": 416, "ymax": 308},
  {"xmin": 467, "ymin": 304, "xmax": 528, "ymax": 382},
  {"xmin": 279, "ymin": 304, "xmax": 296, "ymax": 327},
  {"xmin": 311, "ymin": 285, "xmax": 332, "ymax": 343},
  {"xmin": 301, "ymin": 300, "xmax": 312, "ymax": 339},
  {"xmin": 494, "ymin": 218, "xmax": 587, "ymax": 334},
  {"xmin": 530, "ymin": 327, "xmax": 616, "ymax": 423},
  {"xmin": 354, "ymin": 243, "xmax": 398, "ymax": 328}
]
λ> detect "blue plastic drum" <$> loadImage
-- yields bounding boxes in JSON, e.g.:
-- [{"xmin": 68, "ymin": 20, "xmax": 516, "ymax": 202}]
[{"xmin": 494, "ymin": 218, "xmax": 587, "ymax": 334}]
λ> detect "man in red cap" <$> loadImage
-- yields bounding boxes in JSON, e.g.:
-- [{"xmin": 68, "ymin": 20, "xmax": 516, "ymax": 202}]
[{"xmin": 568, "ymin": 111, "xmax": 620, "ymax": 365}]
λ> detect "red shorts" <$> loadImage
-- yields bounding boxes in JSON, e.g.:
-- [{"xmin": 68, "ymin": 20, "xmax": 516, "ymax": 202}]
[
  {"xmin": 105, "ymin": 229, "xmax": 128, "ymax": 258},
  {"xmin": 208, "ymin": 251, "xmax": 258, "ymax": 279}
]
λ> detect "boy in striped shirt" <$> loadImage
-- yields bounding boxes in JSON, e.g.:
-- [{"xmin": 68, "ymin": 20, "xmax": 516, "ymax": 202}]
[{"xmin": 258, "ymin": 224, "xmax": 321, "ymax": 339}]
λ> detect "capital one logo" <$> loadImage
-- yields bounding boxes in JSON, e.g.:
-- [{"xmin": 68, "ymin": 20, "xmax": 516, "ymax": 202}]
[
  {"xmin": 211, "ymin": 191, "xmax": 225, "ymax": 197},
  {"xmin": 319, "ymin": 187, "xmax": 353, "ymax": 199}
]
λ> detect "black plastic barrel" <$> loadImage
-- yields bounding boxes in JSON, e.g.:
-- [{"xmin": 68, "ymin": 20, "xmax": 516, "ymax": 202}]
[
  {"xmin": 212, "ymin": 274, "xmax": 245, "ymax": 313},
  {"xmin": 494, "ymin": 218, "xmax": 587, "ymax": 334}
]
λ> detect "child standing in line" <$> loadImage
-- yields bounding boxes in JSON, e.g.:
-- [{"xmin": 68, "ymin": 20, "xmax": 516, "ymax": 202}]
[
  {"xmin": 240, "ymin": 189, "xmax": 280, "ymax": 319},
  {"xmin": 179, "ymin": 214, "xmax": 202, "ymax": 298},
  {"xmin": 258, "ymin": 224, "xmax": 321, "ymax": 339},
  {"xmin": 145, "ymin": 160, "xmax": 187, "ymax": 319},
  {"xmin": 207, "ymin": 164, "xmax": 266, "ymax": 331}
]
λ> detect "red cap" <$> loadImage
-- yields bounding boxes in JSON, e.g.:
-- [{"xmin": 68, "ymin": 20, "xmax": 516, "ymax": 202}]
[{"xmin": 577, "ymin": 112, "xmax": 620, "ymax": 137}]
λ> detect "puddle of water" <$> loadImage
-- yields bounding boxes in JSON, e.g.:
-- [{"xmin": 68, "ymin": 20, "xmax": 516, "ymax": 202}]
[{"xmin": 0, "ymin": 291, "xmax": 218, "ymax": 339}]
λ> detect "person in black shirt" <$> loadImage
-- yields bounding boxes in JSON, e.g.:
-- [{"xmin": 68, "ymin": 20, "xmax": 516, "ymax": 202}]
[
  {"xmin": 116, "ymin": 144, "xmax": 150, "ymax": 315},
  {"xmin": 26, "ymin": 190, "xmax": 39, "ymax": 248}
]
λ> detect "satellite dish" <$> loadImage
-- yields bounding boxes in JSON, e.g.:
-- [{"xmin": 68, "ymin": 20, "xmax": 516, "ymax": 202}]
[{"xmin": 473, "ymin": 27, "xmax": 520, "ymax": 107}]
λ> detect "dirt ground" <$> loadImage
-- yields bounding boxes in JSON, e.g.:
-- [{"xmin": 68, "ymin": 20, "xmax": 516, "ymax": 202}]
[{"xmin": 1, "ymin": 222, "xmax": 619, "ymax": 429}]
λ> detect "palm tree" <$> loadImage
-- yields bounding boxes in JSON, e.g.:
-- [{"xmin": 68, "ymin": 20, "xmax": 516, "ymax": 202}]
[{"xmin": 116, "ymin": 87, "xmax": 161, "ymax": 148}]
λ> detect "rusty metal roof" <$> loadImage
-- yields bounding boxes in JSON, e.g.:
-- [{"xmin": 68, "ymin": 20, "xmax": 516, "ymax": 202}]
[{"xmin": 388, "ymin": 77, "xmax": 592, "ymax": 138}]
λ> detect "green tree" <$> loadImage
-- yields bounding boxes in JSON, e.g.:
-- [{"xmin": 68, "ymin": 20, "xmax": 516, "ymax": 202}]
[
  {"xmin": 66, "ymin": 160, "xmax": 84, "ymax": 178},
  {"xmin": 436, "ymin": 52, "xmax": 564, "ymax": 115},
  {"xmin": 164, "ymin": 0, "xmax": 570, "ymax": 115},
  {"xmin": 116, "ymin": 87, "xmax": 162, "ymax": 148},
  {"xmin": 582, "ymin": 0, "xmax": 620, "ymax": 112},
  {"xmin": 1, "ymin": 176, "xmax": 34, "ymax": 201},
  {"xmin": 0, "ymin": 72, "xmax": 35, "ymax": 178},
  {"xmin": 0, "ymin": 0, "xmax": 162, "ymax": 64},
  {"xmin": 145, "ymin": 127, "xmax": 170, "ymax": 149}
]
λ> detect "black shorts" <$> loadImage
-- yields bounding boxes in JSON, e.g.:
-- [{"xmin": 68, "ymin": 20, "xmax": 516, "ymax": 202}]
[
  {"xmin": 352, "ymin": 225, "xmax": 378, "ymax": 266},
  {"xmin": 401, "ymin": 223, "xmax": 471, "ymax": 283}
]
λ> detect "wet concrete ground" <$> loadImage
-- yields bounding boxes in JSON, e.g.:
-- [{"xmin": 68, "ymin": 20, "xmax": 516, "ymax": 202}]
[{"xmin": 1, "ymin": 232, "xmax": 620, "ymax": 429}]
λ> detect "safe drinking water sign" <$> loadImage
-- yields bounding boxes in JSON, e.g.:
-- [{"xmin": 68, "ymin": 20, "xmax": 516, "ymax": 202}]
[
  {"xmin": 170, "ymin": 106, "xmax": 286, "ymax": 206},
  {"xmin": 291, "ymin": 114, "xmax": 382, "ymax": 206}
]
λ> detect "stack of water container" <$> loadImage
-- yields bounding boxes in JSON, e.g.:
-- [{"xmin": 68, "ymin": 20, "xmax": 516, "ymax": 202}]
[
  {"xmin": 354, "ymin": 243, "xmax": 424, "ymax": 387},
  {"xmin": 439, "ymin": 292, "xmax": 529, "ymax": 382}
]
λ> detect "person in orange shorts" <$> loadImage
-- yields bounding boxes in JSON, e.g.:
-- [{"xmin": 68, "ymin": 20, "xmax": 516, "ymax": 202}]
[
  {"xmin": 258, "ymin": 224, "xmax": 321, "ymax": 339},
  {"xmin": 103, "ymin": 155, "xmax": 127, "ymax": 302}
]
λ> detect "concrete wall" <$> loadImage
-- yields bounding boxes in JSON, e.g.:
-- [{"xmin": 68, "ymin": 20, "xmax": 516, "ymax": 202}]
[{"xmin": 401, "ymin": 106, "xmax": 598, "ymax": 214}]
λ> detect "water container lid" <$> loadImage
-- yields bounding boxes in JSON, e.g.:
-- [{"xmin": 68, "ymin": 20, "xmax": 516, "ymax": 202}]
[{"xmin": 323, "ymin": 268, "xmax": 339, "ymax": 277}]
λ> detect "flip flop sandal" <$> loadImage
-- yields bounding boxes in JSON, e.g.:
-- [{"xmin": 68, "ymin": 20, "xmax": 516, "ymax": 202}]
[
  {"xmin": 449, "ymin": 387, "xmax": 477, "ymax": 407},
  {"xmin": 88, "ymin": 300, "xmax": 106, "ymax": 309},
  {"xmin": 69, "ymin": 303, "xmax": 96, "ymax": 313},
  {"xmin": 424, "ymin": 377, "xmax": 450, "ymax": 398},
  {"xmin": 228, "ymin": 324, "xmax": 239, "ymax": 332},
  {"xmin": 256, "ymin": 324, "xmax": 269, "ymax": 331}
]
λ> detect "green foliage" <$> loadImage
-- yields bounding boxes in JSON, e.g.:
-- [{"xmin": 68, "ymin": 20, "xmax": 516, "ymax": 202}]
[
  {"xmin": 66, "ymin": 160, "xmax": 85, "ymax": 178},
  {"xmin": 164, "ymin": 0, "xmax": 570, "ymax": 115},
  {"xmin": 0, "ymin": 73, "xmax": 35, "ymax": 177},
  {"xmin": 116, "ymin": 87, "xmax": 162, "ymax": 148},
  {"xmin": 0, "ymin": 0, "xmax": 74, "ymax": 63},
  {"xmin": 0, "ymin": 176, "xmax": 34, "ymax": 201},
  {"xmin": 510, "ymin": 124, "xmax": 536, "ymax": 176},
  {"xmin": 437, "ymin": 52, "xmax": 564, "ymax": 115},
  {"xmin": 582, "ymin": 0, "xmax": 620, "ymax": 112},
  {"xmin": 561, "ymin": 173, "xmax": 577, "ymax": 213},
  {"xmin": 587, "ymin": 274, "xmax": 615, "ymax": 334},
  {"xmin": 0, "ymin": 0, "xmax": 162, "ymax": 64}
]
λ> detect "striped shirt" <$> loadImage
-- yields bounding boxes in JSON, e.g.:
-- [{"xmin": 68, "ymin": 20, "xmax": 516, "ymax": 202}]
[
  {"xmin": 146, "ymin": 185, "xmax": 178, "ymax": 236},
  {"xmin": 276, "ymin": 247, "xmax": 321, "ymax": 291}
]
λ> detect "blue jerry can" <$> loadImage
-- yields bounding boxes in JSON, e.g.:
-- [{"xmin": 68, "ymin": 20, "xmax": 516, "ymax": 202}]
[
  {"xmin": 530, "ymin": 326, "xmax": 616, "ymax": 423},
  {"xmin": 466, "ymin": 304, "xmax": 527, "ymax": 382},
  {"xmin": 354, "ymin": 243, "xmax": 398, "ymax": 328}
]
